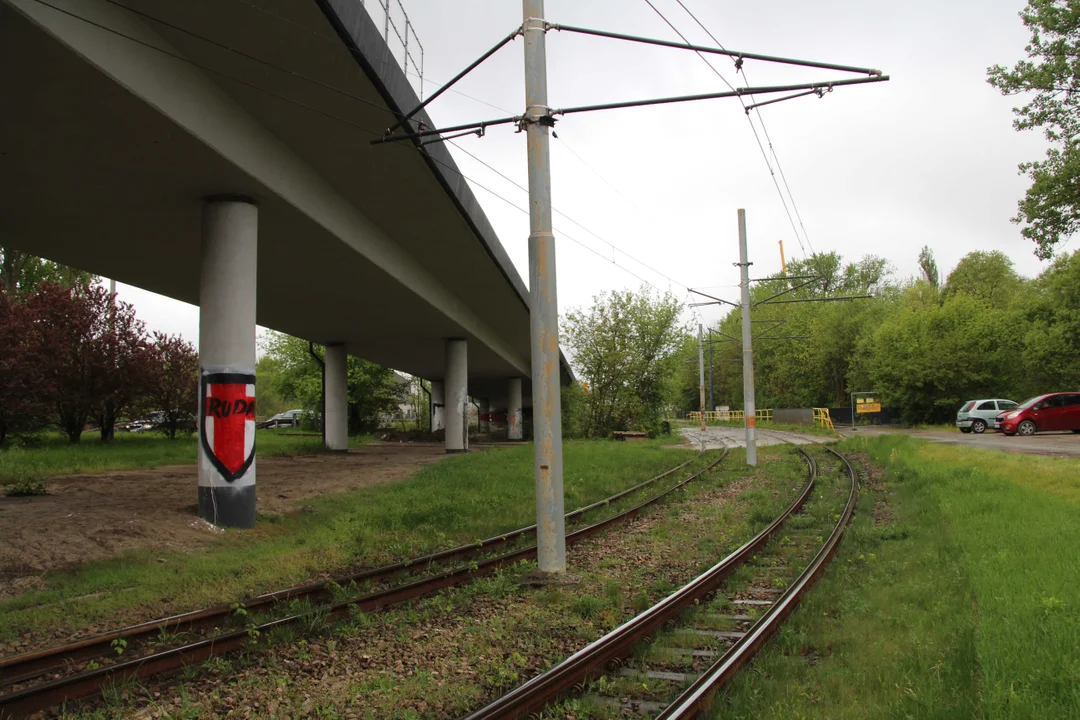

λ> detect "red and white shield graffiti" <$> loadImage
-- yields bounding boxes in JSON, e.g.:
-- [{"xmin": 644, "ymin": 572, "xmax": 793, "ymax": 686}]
[{"xmin": 200, "ymin": 373, "xmax": 256, "ymax": 482}]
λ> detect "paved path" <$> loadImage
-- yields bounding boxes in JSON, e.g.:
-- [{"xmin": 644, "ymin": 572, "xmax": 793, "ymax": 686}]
[
  {"xmin": 681, "ymin": 426, "xmax": 825, "ymax": 451},
  {"xmin": 837, "ymin": 426, "xmax": 1080, "ymax": 458}
]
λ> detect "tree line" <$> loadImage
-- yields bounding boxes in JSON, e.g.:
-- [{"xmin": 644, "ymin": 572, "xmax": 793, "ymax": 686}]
[
  {"xmin": 675, "ymin": 248, "xmax": 1080, "ymax": 424},
  {"xmin": 0, "ymin": 249, "xmax": 198, "ymax": 445}
]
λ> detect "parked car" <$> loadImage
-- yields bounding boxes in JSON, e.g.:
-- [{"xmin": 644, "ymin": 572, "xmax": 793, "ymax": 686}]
[
  {"xmin": 956, "ymin": 398, "xmax": 1018, "ymax": 434},
  {"xmin": 997, "ymin": 392, "xmax": 1080, "ymax": 436},
  {"xmin": 257, "ymin": 409, "xmax": 305, "ymax": 429}
]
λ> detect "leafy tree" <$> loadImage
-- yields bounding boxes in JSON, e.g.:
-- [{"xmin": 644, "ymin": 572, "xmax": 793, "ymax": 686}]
[
  {"xmin": 31, "ymin": 283, "xmax": 153, "ymax": 443},
  {"xmin": 562, "ymin": 287, "xmax": 685, "ymax": 437},
  {"xmin": 942, "ymin": 250, "xmax": 1023, "ymax": 308},
  {"xmin": 0, "ymin": 290, "xmax": 53, "ymax": 444},
  {"xmin": 143, "ymin": 332, "xmax": 199, "ymax": 439},
  {"xmin": 988, "ymin": 0, "xmax": 1080, "ymax": 258},
  {"xmin": 0, "ymin": 246, "xmax": 96, "ymax": 294},
  {"xmin": 260, "ymin": 331, "xmax": 405, "ymax": 433},
  {"xmin": 917, "ymin": 246, "xmax": 939, "ymax": 287},
  {"xmin": 1014, "ymin": 249, "xmax": 1080, "ymax": 394}
]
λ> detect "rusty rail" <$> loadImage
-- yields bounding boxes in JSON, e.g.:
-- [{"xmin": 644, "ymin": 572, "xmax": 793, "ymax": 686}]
[
  {"xmin": 0, "ymin": 448, "xmax": 727, "ymax": 718},
  {"xmin": 658, "ymin": 445, "xmax": 857, "ymax": 717},
  {"xmin": 0, "ymin": 450, "xmax": 706, "ymax": 690},
  {"xmin": 463, "ymin": 446, "xmax": 820, "ymax": 719}
]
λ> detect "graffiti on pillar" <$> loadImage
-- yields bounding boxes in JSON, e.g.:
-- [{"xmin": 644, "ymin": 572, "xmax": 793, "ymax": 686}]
[{"xmin": 200, "ymin": 372, "xmax": 256, "ymax": 482}]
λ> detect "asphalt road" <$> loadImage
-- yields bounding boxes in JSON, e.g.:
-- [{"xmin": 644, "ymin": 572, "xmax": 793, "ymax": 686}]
[{"xmin": 839, "ymin": 426, "xmax": 1080, "ymax": 458}]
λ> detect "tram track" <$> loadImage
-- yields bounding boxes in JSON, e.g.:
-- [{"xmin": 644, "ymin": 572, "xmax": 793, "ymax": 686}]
[
  {"xmin": 464, "ymin": 442, "xmax": 858, "ymax": 719},
  {"xmin": 0, "ymin": 443, "xmax": 728, "ymax": 719}
]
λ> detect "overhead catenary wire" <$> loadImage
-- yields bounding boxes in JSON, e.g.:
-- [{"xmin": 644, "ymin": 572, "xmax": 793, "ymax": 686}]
[
  {"xmin": 642, "ymin": 0, "xmax": 813, "ymax": 257},
  {"xmin": 31, "ymin": 0, "xmax": 693, "ymax": 303},
  {"xmin": 673, "ymin": 0, "xmax": 819, "ymax": 255}
]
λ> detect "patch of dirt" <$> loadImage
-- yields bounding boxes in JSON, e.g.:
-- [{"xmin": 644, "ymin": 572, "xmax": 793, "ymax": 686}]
[
  {"xmin": 378, "ymin": 428, "xmax": 445, "ymax": 443},
  {"xmin": 0, "ymin": 445, "xmax": 446, "ymax": 598}
]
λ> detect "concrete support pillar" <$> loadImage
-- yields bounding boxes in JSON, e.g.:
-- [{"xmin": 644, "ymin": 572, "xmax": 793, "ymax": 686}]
[
  {"xmin": 508, "ymin": 377, "xmax": 523, "ymax": 441},
  {"xmin": 430, "ymin": 380, "xmax": 445, "ymax": 432},
  {"xmin": 445, "ymin": 339, "xmax": 468, "ymax": 453},
  {"xmin": 325, "ymin": 343, "xmax": 348, "ymax": 452},
  {"xmin": 478, "ymin": 398, "xmax": 490, "ymax": 434},
  {"xmin": 198, "ymin": 198, "xmax": 257, "ymax": 529}
]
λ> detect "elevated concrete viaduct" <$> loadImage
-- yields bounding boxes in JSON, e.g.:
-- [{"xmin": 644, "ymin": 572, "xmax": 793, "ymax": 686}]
[{"xmin": 1, "ymin": 0, "xmax": 571, "ymax": 525}]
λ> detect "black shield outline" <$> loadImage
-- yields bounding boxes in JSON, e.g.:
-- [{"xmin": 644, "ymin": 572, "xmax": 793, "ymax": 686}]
[{"xmin": 200, "ymin": 372, "xmax": 257, "ymax": 483}]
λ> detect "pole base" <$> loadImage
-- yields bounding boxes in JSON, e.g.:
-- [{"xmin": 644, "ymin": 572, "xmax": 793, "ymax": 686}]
[
  {"xmin": 197, "ymin": 485, "xmax": 256, "ymax": 529},
  {"xmin": 516, "ymin": 568, "xmax": 581, "ymax": 587}
]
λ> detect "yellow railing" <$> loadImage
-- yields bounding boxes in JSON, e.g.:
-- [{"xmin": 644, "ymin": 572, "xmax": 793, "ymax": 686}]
[
  {"xmin": 689, "ymin": 409, "xmax": 773, "ymax": 423},
  {"xmin": 813, "ymin": 407, "xmax": 835, "ymax": 430}
]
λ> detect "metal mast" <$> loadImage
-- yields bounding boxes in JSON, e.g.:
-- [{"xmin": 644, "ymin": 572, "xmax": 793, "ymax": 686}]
[{"xmin": 523, "ymin": 0, "xmax": 566, "ymax": 575}]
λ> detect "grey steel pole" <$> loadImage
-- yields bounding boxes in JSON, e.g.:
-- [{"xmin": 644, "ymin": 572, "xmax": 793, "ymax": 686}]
[
  {"xmin": 523, "ymin": 0, "xmax": 566, "ymax": 575},
  {"xmin": 697, "ymin": 324, "xmax": 706, "ymax": 432},
  {"xmin": 738, "ymin": 209, "xmax": 757, "ymax": 466},
  {"xmin": 708, "ymin": 332, "xmax": 714, "ymax": 411}
]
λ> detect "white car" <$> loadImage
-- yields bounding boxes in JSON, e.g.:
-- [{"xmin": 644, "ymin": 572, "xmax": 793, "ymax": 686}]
[
  {"xmin": 956, "ymin": 398, "xmax": 1018, "ymax": 434},
  {"xmin": 258, "ymin": 409, "xmax": 305, "ymax": 429}
]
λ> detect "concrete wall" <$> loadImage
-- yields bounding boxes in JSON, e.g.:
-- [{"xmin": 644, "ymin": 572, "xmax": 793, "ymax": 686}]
[{"xmin": 774, "ymin": 408, "xmax": 814, "ymax": 426}]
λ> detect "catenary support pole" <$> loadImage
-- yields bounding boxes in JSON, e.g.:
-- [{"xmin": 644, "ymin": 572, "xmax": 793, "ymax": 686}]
[
  {"xmin": 738, "ymin": 209, "xmax": 757, "ymax": 466},
  {"xmin": 444, "ymin": 339, "xmax": 468, "ymax": 453},
  {"xmin": 523, "ymin": 0, "xmax": 566, "ymax": 575},
  {"xmin": 324, "ymin": 344, "xmax": 348, "ymax": 452},
  {"xmin": 697, "ymin": 324, "xmax": 706, "ymax": 432},
  {"xmin": 430, "ymin": 380, "xmax": 445, "ymax": 432},
  {"xmin": 708, "ymin": 331, "xmax": 714, "ymax": 411},
  {"xmin": 198, "ymin": 198, "xmax": 258, "ymax": 529},
  {"xmin": 508, "ymin": 377, "xmax": 523, "ymax": 440}
]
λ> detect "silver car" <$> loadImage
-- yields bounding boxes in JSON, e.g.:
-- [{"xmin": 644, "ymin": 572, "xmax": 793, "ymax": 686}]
[{"xmin": 956, "ymin": 398, "xmax": 1018, "ymax": 434}]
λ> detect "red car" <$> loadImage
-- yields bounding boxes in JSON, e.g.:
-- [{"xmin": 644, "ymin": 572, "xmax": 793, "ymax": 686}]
[{"xmin": 996, "ymin": 392, "xmax": 1080, "ymax": 436}]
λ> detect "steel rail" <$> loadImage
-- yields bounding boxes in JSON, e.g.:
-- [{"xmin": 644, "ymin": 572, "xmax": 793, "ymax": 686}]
[
  {"xmin": 0, "ymin": 450, "xmax": 729, "ymax": 718},
  {"xmin": 0, "ymin": 450, "xmax": 708, "ymax": 689},
  {"xmin": 463, "ymin": 446, "xmax": 818, "ymax": 720},
  {"xmin": 658, "ymin": 446, "xmax": 858, "ymax": 718}
]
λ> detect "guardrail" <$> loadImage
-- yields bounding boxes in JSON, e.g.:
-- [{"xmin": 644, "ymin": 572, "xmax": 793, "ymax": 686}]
[
  {"xmin": 689, "ymin": 409, "xmax": 773, "ymax": 422},
  {"xmin": 359, "ymin": 0, "xmax": 425, "ymax": 98},
  {"xmin": 812, "ymin": 407, "xmax": 834, "ymax": 430}
]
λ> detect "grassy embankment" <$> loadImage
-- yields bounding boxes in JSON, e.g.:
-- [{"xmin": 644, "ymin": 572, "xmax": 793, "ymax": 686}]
[
  {"xmin": 717, "ymin": 434, "xmax": 1080, "ymax": 718},
  {"xmin": 0, "ymin": 430, "xmax": 330, "ymax": 485},
  {"xmin": 0, "ymin": 439, "xmax": 701, "ymax": 640}
]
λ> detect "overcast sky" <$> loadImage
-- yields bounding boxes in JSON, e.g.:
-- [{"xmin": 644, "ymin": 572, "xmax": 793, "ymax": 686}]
[{"xmin": 118, "ymin": 0, "xmax": 1051, "ymax": 345}]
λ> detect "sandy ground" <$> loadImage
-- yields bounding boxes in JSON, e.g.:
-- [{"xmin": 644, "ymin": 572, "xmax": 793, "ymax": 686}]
[
  {"xmin": 0, "ymin": 445, "xmax": 446, "ymax": 597},
  {"xmin": 836, "ymin": 426, "xmax": 1080, "ymax": 457}
]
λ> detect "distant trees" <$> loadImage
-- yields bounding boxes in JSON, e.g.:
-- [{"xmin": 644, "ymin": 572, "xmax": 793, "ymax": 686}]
[
  {"xmin": 0, "ymin": 280, "xmax": 198, "ymax": 445},
  {"xmin": 562, "ymin": 288, "xmax": 685, "ymax": 437},
  {"xmin": 989, "ymin": 0, "xmax": 1080, "ymax": 258},
  {"xmin": 674, "ymin": 248, "xmax": 1080, "ymax": 425},
  {"xmin": 259, "ymin": 331, "xmax": 405, "ymax": 434},
  {"xmin": 143, "ymin": 333, "xmax": 199, "ymax": 439}
]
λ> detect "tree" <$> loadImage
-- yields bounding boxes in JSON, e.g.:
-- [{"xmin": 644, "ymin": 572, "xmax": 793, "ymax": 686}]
[
  {"xmin": 0, "ymin": 246, "xmax": 96, "ymax": 294},
  {"xmin": 143, "ymin": 332, "xmax": 199, "ymax": 439},
  {"xmin": 260, "ymin": 331, "xmax": 405, "ymax": 434},
  {"xmin": 562, "ymin": 287, "xmax": 685, "ymax": 437},
  {"xmin": 942, "ymin": 250, "xmax": 1023, "ymax": 308},
  {"xmin": 31, "ymin": 283, "xmax": 153, "ymax": 443},
  {"xmin": 0, "ymin": 290, "xmax": 53, "ymax": 444},
  {"xmin": 917, "ymin": 246, "xmax": 939, "ymax": 287},
  {"xmin": 988, "ymin": 0, "xmax": 1080, "ymax": 258}
]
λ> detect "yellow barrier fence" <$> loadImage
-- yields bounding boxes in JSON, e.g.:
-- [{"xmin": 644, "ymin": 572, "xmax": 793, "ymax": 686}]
[
  {"xmin": 689, "ymin": 409, "xmax": 773, "ymax": 423},
  {"xmin": 812, "ymin": 407, "xmax": 835, "ymax": 430}
]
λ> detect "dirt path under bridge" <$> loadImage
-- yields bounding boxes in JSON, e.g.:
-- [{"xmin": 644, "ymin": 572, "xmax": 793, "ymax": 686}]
[{"xmin": 0, "ymin": 445, "xmax": 446, "ymax": 598}]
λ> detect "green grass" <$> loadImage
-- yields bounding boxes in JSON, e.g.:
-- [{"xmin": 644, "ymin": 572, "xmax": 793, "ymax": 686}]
[
  {"xmin": 0, "ymin": 430, "xmax": 326, "ymax": 484},
  {"xmin": 716, "ymin": 434, "xmax": 1080, "ymax": 719},
  {"xmin": 0, "ymin": 439, "xmax": 697, "ymax": 641}
]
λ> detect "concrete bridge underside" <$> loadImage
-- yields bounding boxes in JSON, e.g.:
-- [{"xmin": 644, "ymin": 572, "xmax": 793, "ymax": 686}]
[{"xmin": 1, "ymin": 0, "xmax": 570, "ymax": 406}]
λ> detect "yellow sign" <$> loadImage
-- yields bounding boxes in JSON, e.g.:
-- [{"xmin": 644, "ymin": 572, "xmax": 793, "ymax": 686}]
[{"xmin": 857, "ymin": 403, "xmax": 882, "ymax": 413}]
